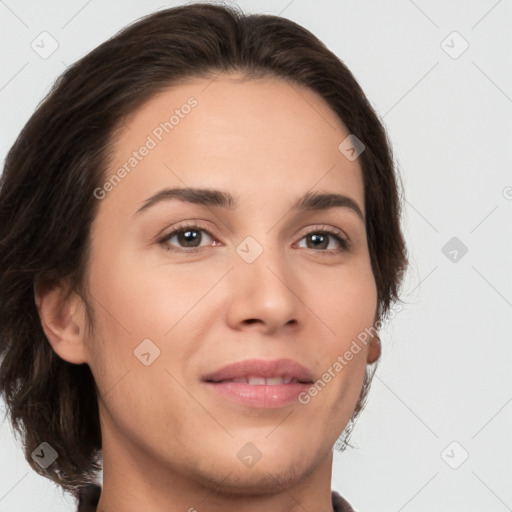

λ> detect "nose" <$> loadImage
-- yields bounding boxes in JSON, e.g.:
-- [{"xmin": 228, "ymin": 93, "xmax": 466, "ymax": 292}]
[{"xmin": 225, "ymin": 242, "xmax": 301, "ymax": 335}]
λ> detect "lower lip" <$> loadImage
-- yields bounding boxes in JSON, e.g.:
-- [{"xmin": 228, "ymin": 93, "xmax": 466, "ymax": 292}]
[{"xmin": 204, "ymin": 381, "xmax": 311, "ymax": 408}]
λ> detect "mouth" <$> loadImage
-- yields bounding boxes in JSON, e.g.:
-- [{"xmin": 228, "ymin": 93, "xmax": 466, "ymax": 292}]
[
  {"xmin": 211, "ymin": 376, "xmax": 309, "ymax": 385},
  {"xmin": 202, "ymin": 358, "xmax": 314, "ymax": 408}
]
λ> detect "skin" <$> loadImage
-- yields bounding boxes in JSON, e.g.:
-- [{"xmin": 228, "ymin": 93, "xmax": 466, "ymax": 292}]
[{"xmin": 36, "ymin": 74, "xmax": 380, "ymax": 512}]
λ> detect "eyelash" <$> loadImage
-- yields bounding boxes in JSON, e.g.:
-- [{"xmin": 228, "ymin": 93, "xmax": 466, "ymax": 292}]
[{"xmin": 157, "ymin": 221, "xmax": 351, "ymax": 256}]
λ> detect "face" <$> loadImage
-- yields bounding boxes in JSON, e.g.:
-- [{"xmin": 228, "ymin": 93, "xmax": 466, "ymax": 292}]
[{"xmin": 76, "ymin": 75, "xmax": 379, "ymax": 494}]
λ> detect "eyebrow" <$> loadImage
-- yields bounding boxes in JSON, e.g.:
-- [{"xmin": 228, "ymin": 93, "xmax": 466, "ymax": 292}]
[{"xmin": 133, "ymin": 187, "xmax": 365, "ymax": 221}]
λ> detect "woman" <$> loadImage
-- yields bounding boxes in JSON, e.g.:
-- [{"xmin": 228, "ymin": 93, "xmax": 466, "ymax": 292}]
[{"xmin": 0, "ymin": 3, "xmax": 407, "ymax": 511}]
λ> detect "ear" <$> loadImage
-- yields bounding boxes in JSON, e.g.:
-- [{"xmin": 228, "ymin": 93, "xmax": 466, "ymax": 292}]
[
  {"xmin": 367, "ymin": 334, "xmax": 381, "ymax": 364},
  {"xmin": 34, "ymin": 278, "xmax": 89, "ymax": 365}
]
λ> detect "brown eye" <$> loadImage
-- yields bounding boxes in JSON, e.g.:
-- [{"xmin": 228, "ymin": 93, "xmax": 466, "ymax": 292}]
[
  {"xmin": 296, "ymin": 228, "xmax": 350, "ymax": 253},
  {"xmin": 159, "ymin": 223, "xmax": 217, "ymax": 252}
]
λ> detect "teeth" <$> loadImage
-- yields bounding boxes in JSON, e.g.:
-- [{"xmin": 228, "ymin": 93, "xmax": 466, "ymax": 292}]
[
  {"xmin": 248, "ymin": 377, "xmax": 267, "ymax": 385},
  {"xmin": 224, "ymin": 376, "xmax": 298, "ymax": 385},
  {"xmin": 266, "ymin": 377, "xmax": 284, "ymax": 385}
]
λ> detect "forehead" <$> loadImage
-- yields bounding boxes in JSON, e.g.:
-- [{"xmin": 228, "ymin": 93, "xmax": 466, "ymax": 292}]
[{"xmin": 102, "ymin": 75, "xmax": 364, "ymax": 217}]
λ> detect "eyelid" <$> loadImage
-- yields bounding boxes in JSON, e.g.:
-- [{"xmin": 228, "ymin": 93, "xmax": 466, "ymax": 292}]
[{"xmin": 296, "ymin": 224, "xmax": 348, "ymax": 242}]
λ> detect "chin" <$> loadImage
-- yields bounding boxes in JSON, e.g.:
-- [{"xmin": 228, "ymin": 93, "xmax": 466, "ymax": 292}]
[
  {"xmin": 203, "ymin": 464, "xmax": 311, "ymax": 497},
  {"xmin": 189, "ymin": 445, "xmax": 320, "ymax": 497}
]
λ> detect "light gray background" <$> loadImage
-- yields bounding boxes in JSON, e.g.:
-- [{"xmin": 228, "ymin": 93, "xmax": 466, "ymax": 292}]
[{"xmin": 1, "ymin": 1, "xmax": 511, "ymax": 511}]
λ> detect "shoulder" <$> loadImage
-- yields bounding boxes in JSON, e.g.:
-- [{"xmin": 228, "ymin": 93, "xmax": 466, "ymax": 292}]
[{"xmin": 331, "ymin": 490, "xmax": 357, "ymax": 512}]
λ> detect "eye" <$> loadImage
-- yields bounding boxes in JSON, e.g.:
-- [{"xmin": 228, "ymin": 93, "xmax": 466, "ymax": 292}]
[
  {"xmin": 296, "ymin": 227, "xmax": 350, "ymax": 254},
  {"xmin": 158, "ymin": 222, "xmax": 218, "ymax": 253},
  {"xmin": 157, "ymin": 222, "xmax": 350, "ymax": 255}
]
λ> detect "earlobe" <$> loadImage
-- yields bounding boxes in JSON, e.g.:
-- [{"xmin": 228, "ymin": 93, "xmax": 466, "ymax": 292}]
[
  {"xmin": 34, "ymin": 279, "xmax": 89, "ymax": 365},
  {"xmin": 367, "ymin": 334, "xmax": 381, "ymax": 364}
]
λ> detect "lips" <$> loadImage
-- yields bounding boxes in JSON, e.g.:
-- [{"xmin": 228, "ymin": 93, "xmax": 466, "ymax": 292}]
[
  {"xmin": 202, "ymin": 359, "xmax": 315, "ymax": 408},
  {"xmin": 202, "ymin": 358, "xmax": 315, "ymax": 384}
]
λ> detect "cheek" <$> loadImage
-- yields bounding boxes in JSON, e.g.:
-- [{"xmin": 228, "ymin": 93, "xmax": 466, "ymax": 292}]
[
  {"xmin": 299, "ymin": 260, "xmax": 377, "ymax": 401},
  {"xmin": 84, "ymin": 259, "xmax": 196, "ymax": 432},
  {"xmin": 300, "ymin": 258, "xmax": 377, "ymax": 338},
  {"xmin": 84, "ymin": 247, "xmax": 222, "ymax": 385},
  {"xmin": 87, "ymin": 243, "xmax": 201, "ymax": 338}
]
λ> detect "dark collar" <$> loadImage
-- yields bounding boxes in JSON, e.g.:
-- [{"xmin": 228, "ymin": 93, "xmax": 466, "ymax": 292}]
[{"xmin": 331, "ymin": 490, "xmax": 356, "ymax": 511}]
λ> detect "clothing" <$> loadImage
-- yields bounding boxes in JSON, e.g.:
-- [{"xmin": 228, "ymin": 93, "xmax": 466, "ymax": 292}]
[
  {"xmin": 331, "ymin": 490, "xmax": 356, "ymax": 512},
  {"xmin": 77, "ymin": 483, "xmax": 356, "ymax": 511}
]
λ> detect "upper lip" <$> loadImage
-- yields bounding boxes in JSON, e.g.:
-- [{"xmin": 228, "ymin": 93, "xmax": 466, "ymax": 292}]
[{"xmin": 202, "ymin": 358, "xmax": 315, "ymax": 384}]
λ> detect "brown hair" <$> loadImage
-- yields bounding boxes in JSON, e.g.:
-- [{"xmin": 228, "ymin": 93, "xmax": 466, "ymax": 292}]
[{"xmin": 0, "ymin": 1, "xmax": 407, "ymax": 500}]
